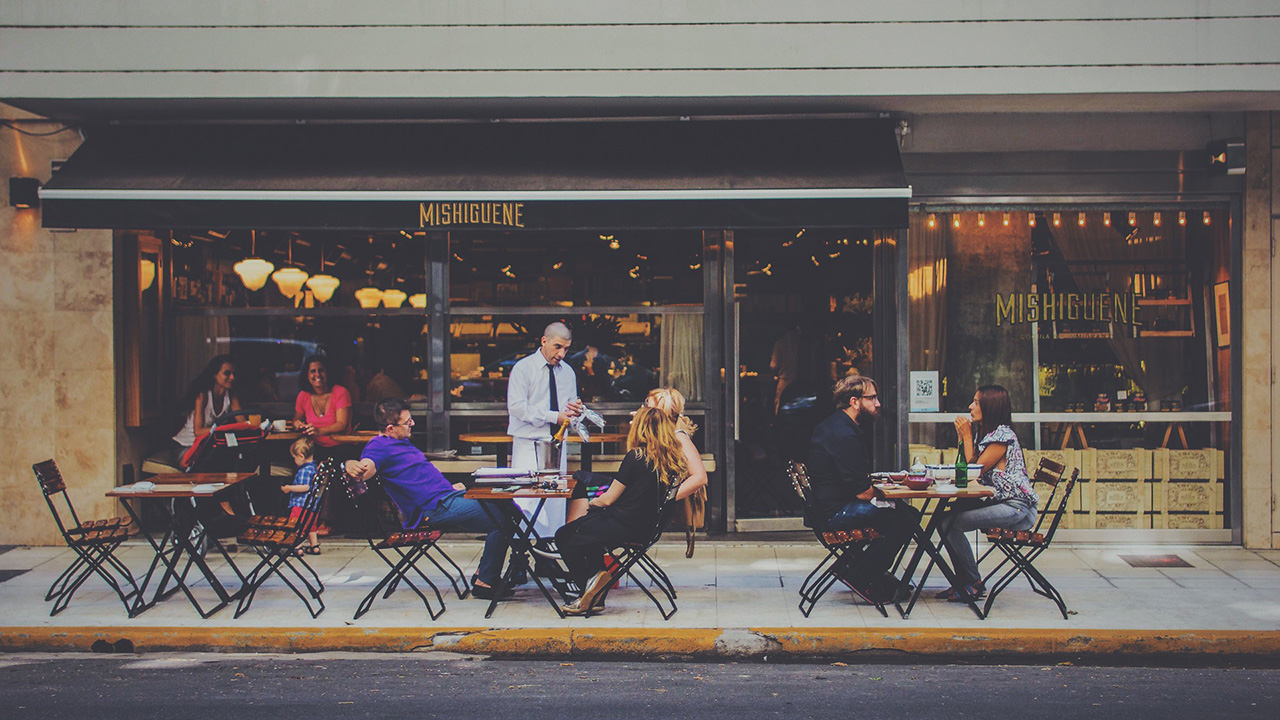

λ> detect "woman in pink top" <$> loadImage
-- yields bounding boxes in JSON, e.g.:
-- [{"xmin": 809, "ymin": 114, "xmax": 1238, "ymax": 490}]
[{"xmin": 292, "ymin": 355, "xmax": 352, "ymax": 448}]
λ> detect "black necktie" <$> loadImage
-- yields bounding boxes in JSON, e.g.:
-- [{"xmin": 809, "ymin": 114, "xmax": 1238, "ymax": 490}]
[{"xmin": 547, "ymin": 364, "xmax": 559, "ymax": 436}]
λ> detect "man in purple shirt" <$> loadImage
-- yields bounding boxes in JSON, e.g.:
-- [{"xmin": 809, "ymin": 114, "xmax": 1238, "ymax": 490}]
[{"xmin": 345, "ymin": 398, "xmax": 513, "ymax": 600}]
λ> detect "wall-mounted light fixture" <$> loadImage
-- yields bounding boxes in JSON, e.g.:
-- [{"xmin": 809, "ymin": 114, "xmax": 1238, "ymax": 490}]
[{"xmin": 9, "ymin": 177, "xmax": 40, "ymax": 208}]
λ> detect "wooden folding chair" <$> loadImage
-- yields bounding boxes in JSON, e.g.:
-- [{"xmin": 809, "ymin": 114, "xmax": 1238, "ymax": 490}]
[
  {"xmin": 340, "ymin": 472, "xmax": 468, "ymax": 621},
  {"xmin": 978, "ymin": 458, "xmax": 1080, "ymax": 619},
  {"xmin": 787, "ymin": 461, "xmax": 886, "ymax": 617},
  {"xmin": 33, "ymin": 460, "xmax": 140, "ymax": 616},
  {"xmin": 233, "ymin": 458, "xmax": 338, "ymax": 618}
]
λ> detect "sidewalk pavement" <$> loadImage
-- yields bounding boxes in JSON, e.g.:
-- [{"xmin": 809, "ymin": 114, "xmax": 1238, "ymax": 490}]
[{"xmin": 2, "ymin": 538, "xmax": 1279, "ymax": 662}]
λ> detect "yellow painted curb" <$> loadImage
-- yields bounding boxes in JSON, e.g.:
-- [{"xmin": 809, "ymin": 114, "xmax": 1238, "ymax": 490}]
[
  {"xmin": 4, "ymin": 626, "xmax": 1280, "ymax": 658},
  {"xmin": 753, "ymin": 628, "xmax": 1280, "ymax": 657}
]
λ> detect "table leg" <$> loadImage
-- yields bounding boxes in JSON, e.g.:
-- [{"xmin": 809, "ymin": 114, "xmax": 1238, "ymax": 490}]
[
  {"xmin": 477, "ymin": 498, "xmax": 567, "ymax": 619},
  {"xmin": 582, "ymin": 443, "xmax": 594, "ymax": 473},
  {"xmin": 894, "ymin": 498, "xmax": 986, "ymax": 620}
]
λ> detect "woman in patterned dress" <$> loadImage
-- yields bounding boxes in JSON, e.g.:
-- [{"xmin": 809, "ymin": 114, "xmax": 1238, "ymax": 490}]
[{"xmin": 939, "ymin": 384, "xmax": 1040, "ymax": 602}]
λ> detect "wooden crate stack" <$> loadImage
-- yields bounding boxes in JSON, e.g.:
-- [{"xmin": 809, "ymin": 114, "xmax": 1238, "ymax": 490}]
[{"xmin": 1151, "ymin": 448, "xmax": 1225, "ymax": 529}]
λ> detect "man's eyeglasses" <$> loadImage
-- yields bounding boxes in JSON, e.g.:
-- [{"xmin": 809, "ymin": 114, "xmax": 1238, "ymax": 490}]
[
  {"xmin": 394, "ymin": 417, "xmax": 416, "ymax": 428},
  {"xmin": 859, "ymin": 394, "xmax": 879, "ymax": 401}
]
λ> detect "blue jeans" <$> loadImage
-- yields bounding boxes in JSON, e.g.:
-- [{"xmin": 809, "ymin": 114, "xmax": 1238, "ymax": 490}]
[
  {"xmin": 826, "ymin": 499, "xmax": 914, "ymax": 578},
  {"xmin": 939, "ymin": 499, "xmax": 1037, "ymax": 587},
  {"xmin": 429, "ymin": 490, "xmax": 512, "ymax": 586}
]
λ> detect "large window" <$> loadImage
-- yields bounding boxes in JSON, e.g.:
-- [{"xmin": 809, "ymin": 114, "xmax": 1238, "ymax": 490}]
[
  {"xmin": 133, "ymin": 228, "xmax": 430, "ymax": 429},
  {"xmin": 908, "ymin": 207, "xmax": 1232, "ymax": 531}
]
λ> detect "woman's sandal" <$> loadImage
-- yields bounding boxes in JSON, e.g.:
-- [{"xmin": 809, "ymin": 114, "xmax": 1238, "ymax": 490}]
[{"xmin": 304, "ymin": 545, "xmax": 322, "ymax": 555}]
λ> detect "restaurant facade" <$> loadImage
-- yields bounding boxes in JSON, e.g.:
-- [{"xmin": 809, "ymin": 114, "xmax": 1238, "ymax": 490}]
[{"xmin": 1, "ymin": 4, "xmax": 1277, "ymax": 548}]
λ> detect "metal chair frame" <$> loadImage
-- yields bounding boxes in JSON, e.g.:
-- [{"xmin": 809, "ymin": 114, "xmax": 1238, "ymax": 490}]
[
  {"xmin": 33, "ymin": 460, "xmax": 141, "ymax": 616},
  {"xmin": 978, "ymin": 458, "xmax": 1080, "ymax": 619},
  {"xmin": 787, "ymin": 461, "xmax": 887, "ymax": 618},
  {"xmin": 340, "ymin": 472, "xmax": 468, "ymax": 621},
  {"xmin": 233, "ymin": 458, "xmax": 337, "ymax": 619},
  {"xmin": 591, "ymin": 483, "xmax": 684, "ymax": 620}
]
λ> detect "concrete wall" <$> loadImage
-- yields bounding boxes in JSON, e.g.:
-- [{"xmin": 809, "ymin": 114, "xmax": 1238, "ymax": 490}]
[
  {"xmin": 1, "ymin": 108, "xmax": 115, "ymax": 545},
  {"xmin": 1, "ymin": 1, "xmax": 1278, "ymax": 107},
  {"xmin": 1243, "ymin": 111, "xmax": 1278, "ymax": 549}
]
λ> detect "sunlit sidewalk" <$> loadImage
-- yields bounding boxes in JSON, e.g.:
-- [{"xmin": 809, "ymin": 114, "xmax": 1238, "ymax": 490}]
[{"xmin": 2, "ymin": 538, "xmax": 1277, "ymax": 634}]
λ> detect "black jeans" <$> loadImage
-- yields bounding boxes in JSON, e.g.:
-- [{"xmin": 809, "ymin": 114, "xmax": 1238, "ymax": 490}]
[{"xmin": 554, "ymin": 508, "xmax": 645, "ymax": 587}]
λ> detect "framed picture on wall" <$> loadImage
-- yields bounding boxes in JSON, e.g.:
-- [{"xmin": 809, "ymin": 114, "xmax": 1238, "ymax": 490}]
[{"xmin": 1214, "ymin": 281, "xmax": 1231, "ymax": 348}]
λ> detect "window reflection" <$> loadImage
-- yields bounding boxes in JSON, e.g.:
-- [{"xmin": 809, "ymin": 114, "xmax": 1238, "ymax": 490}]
[{"xmin": 449, "ymin": 313, "xmax": 702, "ymax": 404}]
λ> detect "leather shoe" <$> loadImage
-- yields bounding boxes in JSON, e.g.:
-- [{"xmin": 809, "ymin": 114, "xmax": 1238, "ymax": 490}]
[
  {"xmin": 561, "ymin": 571, "xmax": 611, "ymax": 616},
  {"xmin": 471, "ymin": 582, "xmax": 515, "ymax": 601}
]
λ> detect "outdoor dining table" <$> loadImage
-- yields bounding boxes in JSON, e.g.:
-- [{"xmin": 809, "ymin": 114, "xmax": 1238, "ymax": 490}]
[
  {"xmin": 107, "ymin": 472, "xmax": 254, "ymax": 618},
  {"xmin": 463, "ymin": 479, "xmax": 577, "ymax": 619},
  {"xmin": 874, "ymin": 481, "xmax": 995, "ymax": 620},
  {"xmin": 456, "ymin": 433, "xmax": 628, "ymax": 471}
]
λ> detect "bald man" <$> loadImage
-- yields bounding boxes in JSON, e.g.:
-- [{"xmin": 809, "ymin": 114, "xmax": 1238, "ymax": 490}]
[{"xmin": 507, "ymin": 322, "xmax": 583, "ymax": 536}]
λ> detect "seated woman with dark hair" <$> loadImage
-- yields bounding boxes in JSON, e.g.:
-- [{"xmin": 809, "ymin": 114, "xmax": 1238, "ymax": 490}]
[
  {"xmin": 162, "ymin": 354, "xmax": 241, "ymax": 467},
  {"xmin": 292, "ymin": 355, "xmax": 351, "ymax": 448},
  {"xmin": 939, "ymin": 384, "xmax": 1040, "ymax": 602},
  {"xmin": 553, "ymin": 404, "xmax": 688, "ymax": 616}
]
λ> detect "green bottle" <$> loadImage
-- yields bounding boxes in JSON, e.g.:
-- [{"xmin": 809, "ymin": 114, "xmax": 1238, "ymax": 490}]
[{"xmin": 954, "ymin": 441, "xmax": 969, "ymax": 488}]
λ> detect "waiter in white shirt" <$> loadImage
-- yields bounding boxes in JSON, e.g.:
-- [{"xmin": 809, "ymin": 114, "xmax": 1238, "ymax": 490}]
[{"xmin": 507, "ymin": 321, "xmax": 583, "ymax": 536}]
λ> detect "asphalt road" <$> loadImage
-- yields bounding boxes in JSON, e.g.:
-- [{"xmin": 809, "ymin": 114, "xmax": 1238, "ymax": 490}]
[{"xmin": 1, "ymin": 653, "xmax": 1276, "ymax": 719}]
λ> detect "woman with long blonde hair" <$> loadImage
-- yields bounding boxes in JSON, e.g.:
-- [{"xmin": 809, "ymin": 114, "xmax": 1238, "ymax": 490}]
[{"xmin": 553, "ymin": 404, "xmax": 687, "ymax": 616}]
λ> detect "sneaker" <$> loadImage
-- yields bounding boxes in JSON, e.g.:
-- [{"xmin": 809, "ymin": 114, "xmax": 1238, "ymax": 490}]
[{"xmin": 873, "ymin": 574, "xmax": 913, "ymax": 604}]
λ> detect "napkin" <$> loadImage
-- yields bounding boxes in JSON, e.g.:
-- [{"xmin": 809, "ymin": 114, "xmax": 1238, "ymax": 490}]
[
  {"xmin": 115, "ymin": 481, "xmax": 155, "ymax": 493},
  {"xmin": 191, "ymin": 483, "xmax": 226, "ymax": 493}
]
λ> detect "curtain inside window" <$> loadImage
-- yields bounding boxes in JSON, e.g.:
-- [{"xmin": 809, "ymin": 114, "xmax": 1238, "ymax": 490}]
[{"xmin": 659, "ymin": 313, "xmax": 703, "ymax": 402}]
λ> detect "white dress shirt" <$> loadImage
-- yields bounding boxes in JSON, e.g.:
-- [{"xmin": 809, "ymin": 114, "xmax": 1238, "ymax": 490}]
[
  {"xmin": 507, "ymin": 348, "xmax": 578, "ymax": 536},
  {"xmin": 506, "ymin": 350, "xmax": 578, "ymax": 440}
]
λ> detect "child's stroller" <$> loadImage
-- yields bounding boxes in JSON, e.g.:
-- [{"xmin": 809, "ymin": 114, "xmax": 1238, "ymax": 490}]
[{"xmin": 177, "ymin": 416, "xmax": 269, "ymax": 550}]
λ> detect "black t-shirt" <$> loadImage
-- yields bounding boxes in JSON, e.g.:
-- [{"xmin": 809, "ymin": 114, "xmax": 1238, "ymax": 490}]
[{"xmin": 607, "ymin": 449, "xmax": 662, "ymax": 533}]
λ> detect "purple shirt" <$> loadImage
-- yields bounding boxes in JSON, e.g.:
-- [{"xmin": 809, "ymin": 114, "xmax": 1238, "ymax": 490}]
[{"xmin": 361, "ymin": 435, "xmax": 454, "ymax": 528}]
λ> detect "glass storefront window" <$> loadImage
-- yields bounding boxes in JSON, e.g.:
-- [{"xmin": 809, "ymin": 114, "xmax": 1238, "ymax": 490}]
[
  {"xmin": 733, "ymin": 227, "xmax": 878, "ymax": 519},
  {"xmin": 135, "ymin": 229, "xmax": 431, "ymax": 427},
  {"xmin": 448, "ymin": 312, "xmax": 703, "ymax": 404},
  {"xmin": 908, "ymin": 208, "xmax": 1232, "ymax": 532},
  {"xmin": 449, "ymin": 230, "xmax": 703, "ymax": 307}
]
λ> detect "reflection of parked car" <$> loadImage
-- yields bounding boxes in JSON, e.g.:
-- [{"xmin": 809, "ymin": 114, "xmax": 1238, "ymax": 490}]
[{"xmin": 226, "ymin": 337, "xmax": 324, "ymax": 403}]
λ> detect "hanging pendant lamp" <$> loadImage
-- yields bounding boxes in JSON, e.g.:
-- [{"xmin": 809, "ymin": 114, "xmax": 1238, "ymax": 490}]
[
  {"xmin": 272, "ymin": 234, "xmax": 310, "ymax": 299},
  {"xmin": 354, "ymin": 287, "xmax": 384, "ymax": 309},
  {"xmin": 381, "ymin": 288, "xmax": 407, "ymax": 308},
  {"xmin": 234, "ymin": 230, "xmax": 274, "ymax": 291},
  {"xmin": 305, "ymin": 240, "xmax": 340, "ymax": 303},
  {"xmin": 408, "ymin": 293, "xmax": 426, "ymax": 309}
]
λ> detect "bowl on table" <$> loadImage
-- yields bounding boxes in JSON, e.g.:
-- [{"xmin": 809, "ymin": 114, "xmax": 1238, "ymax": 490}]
[
  {"xmin": 902, "ymin": 477, "xmax": 933, "ymax": 491},
  {"xmin": 925, "ymin": 465, "xmax": 954, "ymax": 482}
]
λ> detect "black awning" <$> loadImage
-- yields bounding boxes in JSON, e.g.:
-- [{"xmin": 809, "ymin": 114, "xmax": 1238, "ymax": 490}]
[{"xmin": 41, "ymin": 119, "xmax": 910, "ymax": 231}]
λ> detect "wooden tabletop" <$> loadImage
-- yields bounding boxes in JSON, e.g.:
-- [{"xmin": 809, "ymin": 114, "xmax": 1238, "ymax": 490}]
[
  {"xmin": 457, "ymin": 433, "xmax": 628, "ymax": 444},
  {"xmin": 108, "ymin": 472, "xmax": 255, "ymax": 498},
  {"xmin": 873, "ymin": 483, "xmax": 995, "ymax": 500},
  {"xmin": 464, "ymin": 479, "xmax": 576, "ymax": 500},
  {"xmin": 264, "ymin": 431, "xmax": 378, "ymax": 444}
]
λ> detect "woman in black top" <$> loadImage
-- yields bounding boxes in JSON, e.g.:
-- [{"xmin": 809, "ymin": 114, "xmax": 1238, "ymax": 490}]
[{"xmin": 554, "ymin": 405, "xmax": 688, "ymax": 616}]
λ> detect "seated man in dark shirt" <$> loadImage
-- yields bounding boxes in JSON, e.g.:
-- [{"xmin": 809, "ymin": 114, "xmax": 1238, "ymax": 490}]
[
  {"xmin": 807, "ymin": 375, "xmax": 914, "ymax": 603},
  {"xmin": 345, "ymin": 397, "xmax": 513, "ymax": 600}
]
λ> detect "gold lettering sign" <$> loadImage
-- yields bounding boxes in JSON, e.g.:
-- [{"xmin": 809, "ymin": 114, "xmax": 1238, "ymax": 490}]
[
  {"xmin": 994, "ymin": 292, "xmax": 1142, "ymax": 327},
  {"xmin": 419, "ymin": 202, "xmax": 525, "ymax": 228}
]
